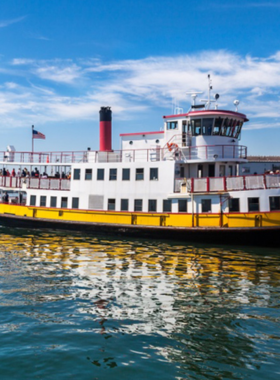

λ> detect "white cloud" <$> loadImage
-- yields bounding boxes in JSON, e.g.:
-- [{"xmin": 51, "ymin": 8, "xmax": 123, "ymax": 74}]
[
  {"xmin": 0, "ymin": 16, "xmax": 26, "ymax": 28},
  {"xmin": 2, "ymin": 51, "xmax": 280, "ymax": 131},
  {"xmin": 35, "ymin": 64, "xmax": 82, "ymax": 84}
]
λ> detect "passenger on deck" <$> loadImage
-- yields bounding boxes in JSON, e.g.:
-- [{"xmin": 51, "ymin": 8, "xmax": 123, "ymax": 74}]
[
  {"xmin": 17, "ymin": 169, "xmax": 21, "ymax": 177},
  {"xmin": 34, "ymin": 168, "xmax": 40, "ymax": 177},
  {"xmin": 11, "ymin": 168, "xmax": 15, "ymax": 177},
  {"xmin": 42, "ymin": 172, "xmax": 48, "ymax": 178},
  {"xmin": 0, "ymin": 169, "xmax": 2, "ymax": 176},
  {"xmin": 6, "ymin": 169, "xmax": 10, "ymax": 176},
  {"xmin": 31, "ymin": 169, "xmax": 35, "ymax": 177},
  {"xmin": 55, "ymin": 171, "xmax": 60, "ymax": 178},
  {"xmin": 3, "ymin": 168, "xmax": 7, "ymax": 176}
]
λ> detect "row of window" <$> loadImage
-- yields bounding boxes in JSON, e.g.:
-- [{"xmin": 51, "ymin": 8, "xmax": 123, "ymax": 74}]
[
  {"xmin": 200, "ymin": 197, "xmax": 280, "ymax": 213},
  {"xmin": 29, "ymin": 195, "xmax": 280, "ymax": 213},
  {"xmin": 108, "ymin": 199, "xmax": 188, "ymax": 212},
  {"xmin": 167, "ymin": 118, "xmax": 243, "ymax": 138},
  {"xmin": 74, "ymin": 168, "xmax": 159, "ymax": 181},
  {"xmin": 30, "ymin": 195, "xmax": 79, "ymax": 209},
  {"xmin": 229, "ymin": 197, "xmax": 280, "ymax": 212}
]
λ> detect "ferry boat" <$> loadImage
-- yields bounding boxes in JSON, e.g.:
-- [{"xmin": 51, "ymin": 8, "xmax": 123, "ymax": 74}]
[{"xmin": 0, "ymin": 76, "xmax": 280, "ymax": 246}]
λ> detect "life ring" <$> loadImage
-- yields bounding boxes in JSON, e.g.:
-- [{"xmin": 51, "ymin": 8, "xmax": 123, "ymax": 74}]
[{"xmin": 167, "ymin": 143, "xmax": 178, "ymax": 152}]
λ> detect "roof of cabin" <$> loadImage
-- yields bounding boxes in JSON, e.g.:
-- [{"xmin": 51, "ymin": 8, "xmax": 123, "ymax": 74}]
[
  {"xmin": 247, "ymin": 156, "xmax": 280, "ymax": 162},
  {"xmin": 163, "ymin": 109, "xmax": 248, "ymax": 121},
  {"xmin": 120, "ymin": 131, "xmax": 164, "ymax": 137}
]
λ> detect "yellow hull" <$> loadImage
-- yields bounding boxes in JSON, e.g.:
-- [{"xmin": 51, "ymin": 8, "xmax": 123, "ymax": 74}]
[{"xmin": 1, "ymin": 203, "xmax": 280, "ymax": 229}]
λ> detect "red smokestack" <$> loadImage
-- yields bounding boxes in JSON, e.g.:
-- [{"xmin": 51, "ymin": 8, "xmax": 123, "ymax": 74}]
[{"xmin": 99, "ymin": 107, "xmax": 112, "ymax": 151}]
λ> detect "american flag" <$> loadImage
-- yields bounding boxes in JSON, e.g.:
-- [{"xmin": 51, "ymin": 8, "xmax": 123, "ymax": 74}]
[{"xmin": 33, "ymin": 129, "xmax": 46, "ymax": 139}]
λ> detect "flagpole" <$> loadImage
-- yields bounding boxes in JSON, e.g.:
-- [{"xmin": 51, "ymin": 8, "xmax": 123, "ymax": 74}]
[{"xmin": 32, "ymin": 125, "xmax": 34, "ymax": 153}]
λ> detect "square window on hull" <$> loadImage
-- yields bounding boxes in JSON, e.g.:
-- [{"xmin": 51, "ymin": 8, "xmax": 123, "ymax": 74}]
[
  {"xmin": 248, "ymin": 198, "xmax": 259, "ymax": 212},
  {"xmin": 121, "ymin": 199, "xmax": 129, "ymax": 211},
  {"xmin": 202, "ymin": 199, "xmax": 211, "ymax": 212},
  {"xmin": 229, "ymin": 198, "xmax": 240, "ymax": 212},
  {"xmin": 269, "ymin": 196, "xmax": 280, "ymax": 211}
]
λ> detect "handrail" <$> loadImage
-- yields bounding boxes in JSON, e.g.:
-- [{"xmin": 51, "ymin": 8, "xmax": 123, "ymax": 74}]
[{"xmin": 0, "ymin": 144, "xmax": 247, "ymax": 164}]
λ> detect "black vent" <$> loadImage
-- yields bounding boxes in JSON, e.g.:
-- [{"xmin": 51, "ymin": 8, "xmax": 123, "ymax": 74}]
[{"xmin": 99, "ymin": 107, "xmax": 112, "ymax": 122}]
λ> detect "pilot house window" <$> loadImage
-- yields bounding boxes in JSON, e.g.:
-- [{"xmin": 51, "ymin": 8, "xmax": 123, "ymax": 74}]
[
  {"xmin": 213, "ymin": 117, "xmax": 223, "ymax": 135},
  {"xmin": 191, "ymin": 119, "xmax": 202, "ymax": 136},
  {"xmin": 166, "ymin": 121, "xmax": 178, "ymax": 130}
]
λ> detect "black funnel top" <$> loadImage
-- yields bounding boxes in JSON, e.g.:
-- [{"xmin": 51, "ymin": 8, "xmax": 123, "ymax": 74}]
[{"xmin": 99, "ymin": 107, "xmax": 112, "ymax": 122}]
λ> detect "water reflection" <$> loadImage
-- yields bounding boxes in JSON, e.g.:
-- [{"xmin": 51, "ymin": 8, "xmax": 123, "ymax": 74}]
[{"xmin": 0, "ymin": 228, "xmax": 280, "ymax": 379}]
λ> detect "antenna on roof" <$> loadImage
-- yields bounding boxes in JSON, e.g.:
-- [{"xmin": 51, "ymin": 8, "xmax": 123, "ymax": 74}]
[
  {"xmin": 233, "ymin": 99, "xmax": 240, "ymax": 112},
  {"xmin": 200, "ymin": 74, "xmax": 220, "ymax": 109},
  {"xmin": 186, "ymin": 91, "xmax": 203, "ymax": 106},
  {"xmin": 172, "ymin": 98, "xmax": 184, "ymax": 114},
  {"xmin": 207, "ymin": 74, "xmax": 212, "ymax": 109},
  {"xmin": 186, "ymin": 91, "xmax": 205, "ymax": 110}
]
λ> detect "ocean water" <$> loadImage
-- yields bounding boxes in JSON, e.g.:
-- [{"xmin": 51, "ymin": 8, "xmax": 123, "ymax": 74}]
[{"xmin": 0, "ymin": 228, "xmax": 280, "ymax": 380}]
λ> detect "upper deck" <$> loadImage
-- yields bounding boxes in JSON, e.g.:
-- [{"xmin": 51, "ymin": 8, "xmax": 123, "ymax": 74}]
[{"xmin": 0, "ymin": 144, "xmax": 247, "ymax": 166}]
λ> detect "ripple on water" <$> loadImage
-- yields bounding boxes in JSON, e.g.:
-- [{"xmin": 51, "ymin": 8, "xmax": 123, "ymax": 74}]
[{"xmin": 0, "ymin": 228, "xmax": 280, "ymax": 379}]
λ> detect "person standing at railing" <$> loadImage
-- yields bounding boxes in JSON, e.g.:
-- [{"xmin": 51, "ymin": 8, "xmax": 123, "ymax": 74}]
[
  {"xmin": 17, "ymin": 169, "xmax": 21, "ymax": 177},
  {"xmin": 3, "ymin": 192, "xmax": 9, "ymax": 203},
  {"xmin": 11, "ymin": 168, "xmax": 15, "ymax": 177}
]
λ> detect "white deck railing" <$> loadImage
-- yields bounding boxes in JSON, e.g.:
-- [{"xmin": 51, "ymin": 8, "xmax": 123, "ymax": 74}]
[{"xmin": 0, "ymin": 144, "xmax": 247, "ymax": 165}]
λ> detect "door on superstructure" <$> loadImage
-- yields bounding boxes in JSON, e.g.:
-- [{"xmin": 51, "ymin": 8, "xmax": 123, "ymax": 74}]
[
  {"xmin": 208, "ymin": 164, "xmax": 215, "ymax": 177},
  {"xmin": 180, "ymin": 166, "xmax": 185, "ymax": 178},
  {"xmin": 219, "ymin": 165, "xmax": 226, "ymax": 177},
  {"xmin": 198, "ymin": 164, "xmax": 203, "ymax": 178},
  {"xmin": 182, "ymin": 121, "xmax": 187, "ymax": 147}
]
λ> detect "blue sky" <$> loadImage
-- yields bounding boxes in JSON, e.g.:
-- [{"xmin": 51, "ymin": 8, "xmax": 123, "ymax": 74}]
[{"xmin": 0, "ymin": 0, "xmax": 280, "ymax": 155}]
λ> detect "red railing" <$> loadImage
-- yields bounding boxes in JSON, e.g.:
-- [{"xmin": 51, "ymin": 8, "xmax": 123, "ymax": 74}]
[{"xmin": 175, "ymin": 174, "xmax": 280, "ymax": 193}]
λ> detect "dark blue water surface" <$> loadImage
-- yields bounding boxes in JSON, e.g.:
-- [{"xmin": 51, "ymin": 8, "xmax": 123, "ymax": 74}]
[{"xmin": 0, "ymin": 228, "xmax": 280, "ymax": 380}]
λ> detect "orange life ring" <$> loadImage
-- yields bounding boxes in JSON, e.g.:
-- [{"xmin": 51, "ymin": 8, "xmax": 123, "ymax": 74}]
[{"xmin": 168, "ymin": 143, "xmax": 178, "ymax": 151}]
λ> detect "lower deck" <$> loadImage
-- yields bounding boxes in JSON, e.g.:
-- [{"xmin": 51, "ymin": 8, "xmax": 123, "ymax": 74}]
[
  {"xmin": 1, "ymin": 202, "xmax": 280, "ymax": 229},
  {"xmin": 0, "ymin": 205, "xmax": 279, "ymax": 247}
]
